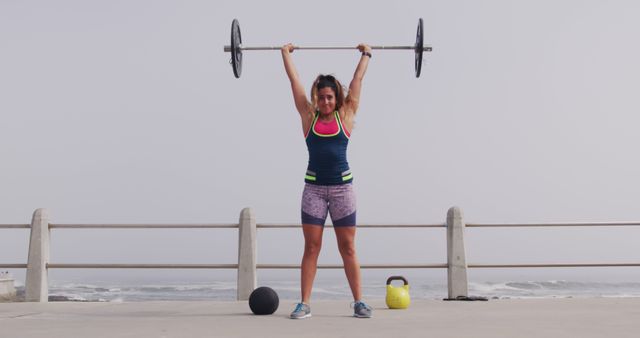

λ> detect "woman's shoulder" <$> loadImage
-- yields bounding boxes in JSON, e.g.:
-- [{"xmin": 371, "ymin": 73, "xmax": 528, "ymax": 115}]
[{"xmin": 339, "ymin": 105, "xmax": 356, "ymax": 118}]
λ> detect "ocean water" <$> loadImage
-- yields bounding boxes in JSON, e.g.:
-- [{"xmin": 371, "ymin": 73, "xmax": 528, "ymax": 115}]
[{"xmin": 11, "ymin": 278, "xmax": 640, "ymax": 302}]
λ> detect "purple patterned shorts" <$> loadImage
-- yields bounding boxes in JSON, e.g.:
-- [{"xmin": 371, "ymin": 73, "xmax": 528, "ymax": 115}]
[{"xmin": 301, "ymin": 183, "xmax": 357, "ymax": 227}]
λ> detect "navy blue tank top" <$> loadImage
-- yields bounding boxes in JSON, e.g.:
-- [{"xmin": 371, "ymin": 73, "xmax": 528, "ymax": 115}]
[{"xmin": 304, "ymin": 111, "xmax": 352, "ymax": 185}]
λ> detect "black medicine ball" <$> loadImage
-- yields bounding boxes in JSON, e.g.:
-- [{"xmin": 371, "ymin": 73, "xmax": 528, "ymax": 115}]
[{"xmin": 248, "ymin": 286, "xmax": 279, "ymax": 315}]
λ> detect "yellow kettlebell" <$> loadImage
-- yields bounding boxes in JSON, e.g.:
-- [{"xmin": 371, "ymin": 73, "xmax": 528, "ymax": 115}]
[{"xmin": 385, "ymin": 276, "xmax": 410, "ymax": 309}]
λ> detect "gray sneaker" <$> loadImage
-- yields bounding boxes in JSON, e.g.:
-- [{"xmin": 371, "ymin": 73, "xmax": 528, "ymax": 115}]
[
  {"xmin": 290, "ymin": 302, "xmax": 311, "ymax": 319},
  {"xmin": 352, "ymin": 301, "xmax": 373, "ymax": 318}
]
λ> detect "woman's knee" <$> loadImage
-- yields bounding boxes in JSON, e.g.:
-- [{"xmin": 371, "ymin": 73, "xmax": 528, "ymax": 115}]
[
  {"xmin": 304, "ymin": 239, "xmax": 323, "ymax": 256},
  {"xmin": 338, "ymin": 241, "xmax": 356, "ymax": 258}
]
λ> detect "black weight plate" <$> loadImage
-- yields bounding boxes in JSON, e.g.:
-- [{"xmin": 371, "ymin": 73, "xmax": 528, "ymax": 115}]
[
  {"xmin": 415, "ymin": 18, "xmax": 424, "ymax": 78},
  {"xmin": 231, "ymin": 19, "xmax": 242, "ymax": 78}
]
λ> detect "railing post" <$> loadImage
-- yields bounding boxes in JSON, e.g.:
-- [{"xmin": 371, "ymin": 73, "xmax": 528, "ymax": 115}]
[
  {"xmin": 25, "ymin": 208, "xmax": 50, "ymax": 302},
  {"xmin": 237, "ymin": 207, "xmax": 256, "ymax": 300},
  {"xmin": 447, "ymin": 206, "xmax": 468, "ymax": 298},
  {"xmin": 0, "ymin": 272, "xmax": 17, "ymax": 301}
]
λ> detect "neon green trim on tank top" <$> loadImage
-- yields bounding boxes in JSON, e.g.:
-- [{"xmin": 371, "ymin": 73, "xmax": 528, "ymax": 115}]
[
  {"xmin": 335, "ymin": 112, "xmax": 350, "ymax": 139},
  {"xmin": 305, "ymin": 175, "xmax": 317, "ymax": 181},
  {"xmin": 311, "ymin": 111, "xmax": 341, "ymax": 137},
  {"xmin": 342, "ymin": 173, "xmax": 353, "ymax": 181}
]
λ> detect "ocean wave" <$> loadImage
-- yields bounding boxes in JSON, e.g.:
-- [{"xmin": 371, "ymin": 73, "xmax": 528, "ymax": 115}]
[
  {"xmin": 468, "ymin": 280, "xmax": 640, "ymax": 299},
  {"xmin": 35, "ymin": 279, "xmax": 640, "ymax": 302}
]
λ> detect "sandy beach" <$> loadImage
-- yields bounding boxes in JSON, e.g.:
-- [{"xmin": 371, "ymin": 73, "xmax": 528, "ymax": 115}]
[{"xmin": 1, "ymin": 298, "xmax": 639, "ymax": 338}]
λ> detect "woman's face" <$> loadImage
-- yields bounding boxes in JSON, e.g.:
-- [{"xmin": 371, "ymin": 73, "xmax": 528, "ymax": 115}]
[{"xmin": 317, "ymin": 87, "xmax": 336, "ymax": 116}]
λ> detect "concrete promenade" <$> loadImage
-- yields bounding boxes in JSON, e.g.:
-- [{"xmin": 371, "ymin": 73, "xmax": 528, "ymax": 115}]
[{"xmin": 2, "ymin": 298, "xmax": 639, "ymax": 337}]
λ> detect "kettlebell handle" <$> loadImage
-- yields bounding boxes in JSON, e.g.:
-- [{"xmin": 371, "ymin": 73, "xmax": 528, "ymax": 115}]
[{"xmin": 386, "ymin": 276, "xmax": 408, "ymax": 286}]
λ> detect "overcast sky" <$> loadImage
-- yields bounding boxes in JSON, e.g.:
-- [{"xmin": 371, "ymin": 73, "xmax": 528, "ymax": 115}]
[{"xmin": 2, "ymin": 0, "xmax": 640, "ymax": 284}]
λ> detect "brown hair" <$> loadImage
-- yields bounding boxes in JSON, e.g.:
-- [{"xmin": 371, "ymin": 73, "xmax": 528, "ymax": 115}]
[{"xmin": 310, "ymin": 74, "xmax": 346, "ymax": 112}]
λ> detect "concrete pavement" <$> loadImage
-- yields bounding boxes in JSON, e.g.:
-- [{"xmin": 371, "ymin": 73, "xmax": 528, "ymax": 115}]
[{"xmin": 1, "ymin": 298, "xmax": 639, "ymax": 338}]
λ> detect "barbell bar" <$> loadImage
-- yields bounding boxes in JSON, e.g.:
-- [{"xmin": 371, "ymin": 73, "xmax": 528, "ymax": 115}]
[{"xmin": 224, "ymin": 18, "xmax": 432, "ymax": 79}]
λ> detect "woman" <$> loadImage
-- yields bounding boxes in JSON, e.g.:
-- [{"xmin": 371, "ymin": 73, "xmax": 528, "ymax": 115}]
[{"xmin": 281, "ymin": 42, "xmax": 373, "ymax": 319}]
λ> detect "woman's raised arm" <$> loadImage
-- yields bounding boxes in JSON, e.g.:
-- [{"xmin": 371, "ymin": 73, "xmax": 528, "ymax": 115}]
[
  {"xmin": 344, "ymin": 43, "xmax": 372, "ymax": 116},
  {"xmin": 282, "ymin": 44, "xmax": 313, "ymax": 127}
]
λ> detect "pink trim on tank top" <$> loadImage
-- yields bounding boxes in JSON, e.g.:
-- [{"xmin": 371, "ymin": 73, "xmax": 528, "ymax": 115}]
[
  {"xmin": 314, "ymin": 117, "xmax": 339, "ymax": 135},
  {"xmin": 338, "ymin": 115, "xmax": 351, "ymax": 138},
  {"xmin": 304, "ymin": 112, "xmax": 351, "ymax": 138}
]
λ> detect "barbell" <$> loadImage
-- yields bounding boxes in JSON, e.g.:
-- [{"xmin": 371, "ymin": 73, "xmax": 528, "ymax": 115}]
[{"xmin": 223, "ymin": 18, "xmax": 432, "ymax": 79}]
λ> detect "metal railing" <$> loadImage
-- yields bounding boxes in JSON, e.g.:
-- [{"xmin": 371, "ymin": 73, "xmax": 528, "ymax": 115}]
[
  {"xmin": 1, "ymin": 207, "xmax": 639, "ymax": 302},
  {"xmin": 255, "ymin": 222, "xmax": 445, "ymax": 270},
  {"xmin": 465, "ymin": 221, "xmax": 640, "ymax": 268}
]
